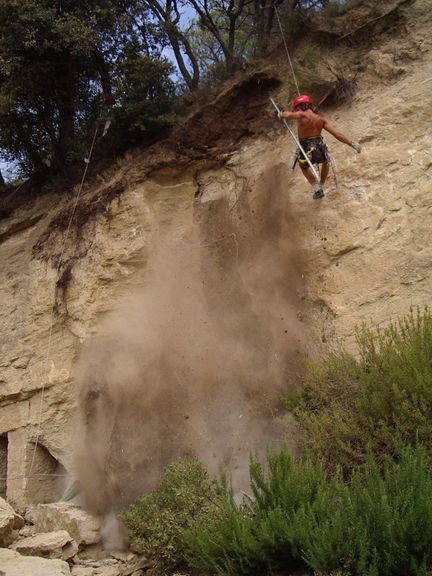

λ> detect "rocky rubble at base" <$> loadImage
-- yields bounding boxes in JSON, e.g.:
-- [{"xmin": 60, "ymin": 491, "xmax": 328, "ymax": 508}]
[
  {"xmin": 0, "ymin": 497, "xmax": 150, "ymax": 576},
  {"xmin": 0, "ymin": 498, "xmax": 24, "ymax": 547}
]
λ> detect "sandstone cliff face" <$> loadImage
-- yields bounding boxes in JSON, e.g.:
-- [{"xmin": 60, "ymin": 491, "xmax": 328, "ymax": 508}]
[{"xmin": 0, "ymin": 0, "xmax": 431, "ymax": 508}]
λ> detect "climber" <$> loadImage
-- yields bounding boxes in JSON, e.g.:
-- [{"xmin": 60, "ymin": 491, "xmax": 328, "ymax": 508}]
[{"xmin": 279, "ymin": 94, "xmax": 362, "ymax": 199}]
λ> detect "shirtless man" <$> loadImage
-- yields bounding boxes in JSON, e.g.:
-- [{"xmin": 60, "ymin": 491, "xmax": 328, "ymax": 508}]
[{"xmin": 280, "ymin": 94, "xmax": 361, "ymax": 199}]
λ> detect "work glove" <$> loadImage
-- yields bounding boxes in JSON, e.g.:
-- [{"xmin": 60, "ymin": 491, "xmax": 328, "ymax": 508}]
[
  {"xmin": 351, "ymin": 141, "xmax": 362, "ymax": 154},
  {"xmin": 277, "ymin": 110, "xmax": 283, "ymax": 120}
]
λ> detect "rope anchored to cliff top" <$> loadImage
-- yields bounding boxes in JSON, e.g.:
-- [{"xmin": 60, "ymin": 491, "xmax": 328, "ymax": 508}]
[
  {"xmin": 28, "ymin": 114, "xmax": 111, "ymax": 477},
  {"xmin": 274, "ymin": 4, "xmax": 301, "ymax": 96},
  {"xmin": 271, "ymin": 7, "xmax": 323, "ymax": 185}
]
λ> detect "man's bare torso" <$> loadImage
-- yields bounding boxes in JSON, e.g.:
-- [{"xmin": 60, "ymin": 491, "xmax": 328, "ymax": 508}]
[{"xmin": 297, "ymin": 109, "xmax": 325, "ymax": 139}]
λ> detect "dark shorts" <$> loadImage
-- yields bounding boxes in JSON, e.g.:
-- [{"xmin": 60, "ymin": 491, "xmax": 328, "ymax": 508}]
[{"xmin": 297, "ymin": 136, "xmax": 329, "ymax": 168}]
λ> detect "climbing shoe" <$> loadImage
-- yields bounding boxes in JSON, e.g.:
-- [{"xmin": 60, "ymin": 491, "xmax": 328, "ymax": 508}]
[{"xmin": 313, "ymin": 188, "xmax": 325, "ymax": 200}]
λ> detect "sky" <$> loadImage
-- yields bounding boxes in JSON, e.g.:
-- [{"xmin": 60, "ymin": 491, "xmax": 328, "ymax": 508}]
[{"xmin": 1, "ymin": 160, "xmax": 19, "ymax": 183}]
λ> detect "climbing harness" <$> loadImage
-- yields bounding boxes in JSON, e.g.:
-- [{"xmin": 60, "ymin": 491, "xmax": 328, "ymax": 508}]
[
  {"xmin": 270, "ymin": 97, "xmax": 320, "ymax": 183},
  {"xmin": 296, "ymin": 136, "xmax": 329, "ymax": 169},
  {"xmin": 292, "ymin": 136, "xmax": 339, "ymax": 189}
]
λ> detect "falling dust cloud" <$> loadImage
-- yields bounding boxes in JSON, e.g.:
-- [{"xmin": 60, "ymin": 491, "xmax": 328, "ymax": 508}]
[{"xmin": 74, "ymin": 164, "xmax": 309, "ymax": 524}]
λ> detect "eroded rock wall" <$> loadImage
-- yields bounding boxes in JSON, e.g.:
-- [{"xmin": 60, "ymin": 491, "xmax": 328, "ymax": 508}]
[
  {"xmin": 0, "ymin": 0, "xmax": 431, "ymax": 508},
  {"xmin": 0, "ymin": 177, "xmax": 197, "ymax": 509}
]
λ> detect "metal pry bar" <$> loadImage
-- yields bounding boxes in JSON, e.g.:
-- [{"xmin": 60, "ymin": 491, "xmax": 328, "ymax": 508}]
[{"xmin": 270, "ymin": 97, "xmax": 320, "ymax": 183}]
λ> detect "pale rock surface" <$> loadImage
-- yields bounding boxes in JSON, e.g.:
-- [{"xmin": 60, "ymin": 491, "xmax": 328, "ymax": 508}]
[
  {"xmin": 206, "ymin": 0, "xmax": 432, "ymax": 349},
  {"xmin": 71, "ymin": 568, "xmax": 95, "ymax": 576},
  {"xmin": 34, "ymin": 503, "xmax": 101, "ymax": 547},
  {"xmin": 96, "ymin": 567, "xmax": 122, "ymax": 576},
  {"xmin": 0, "ymin": 547, "xmax": 71, "ymax": 575},
  {"xmin": 73, "ymin": 543, "xmax": 108, "ymax": 561},
  {"xmin": 0, "ymin": 0, "xmax": 430, "ymax": 507},
  {"xmin": 23, "ymin": 506, "xmax": 37, "ymax": 525},
  {"xmin": 74, "ymin": 559, "xmax": 101, "ymax": 567},
  {"xmin": 18, "ymin": 524, "xmax": 36, "ymax": 538},
  {"xmin": 11, "ymin": 529, "xmax": 78, "ymax": 560},
  {"xmin": 0, "ymin": 498, "xmax": 24, "ymax": 546}
]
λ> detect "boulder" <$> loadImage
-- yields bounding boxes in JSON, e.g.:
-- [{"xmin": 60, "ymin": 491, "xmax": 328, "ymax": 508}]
[
  {"xmin": 24, "ymin": 506, "xmax": 37, "ymax": 525},
  {"xmin": 0, "ymin": 498, "xmax": 24, "ymax": 546},
  {"xmin": 34, "ymin": 502, "xmax": 101, "ymax": 547},
  {"xmin": 18, "ymin": 524, "xmax": 36, "ymax": 538},
  {"xmin": 72, "ymin": 542, "xmax": 107, "ymax": 561},
  {"xmin": 97, "ymin": 567, "xmax": 122, "ymax": 576},
  {"xmin": 121, "ymin": 555, "xmax": 151, "ymax": 576},
  {"xmin": 11, "ymin": 530, "xmax": 78, "ymax": 560},
  {"xmin": 71, "ymin": 568, "xmax": 94, "ymax": 576},
  {"xmin": 0, "ymin": 547, "xmax": 70, "ymax": 575}
]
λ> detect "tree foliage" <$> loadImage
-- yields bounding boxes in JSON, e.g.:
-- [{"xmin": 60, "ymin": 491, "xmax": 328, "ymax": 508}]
[
  {"xmin": 0, "ymin": 0, "xmax": 349, "ymax": 180},
  {"xmin": 0, "ymin": 0, "xmax": 177, "ymax": 176}
]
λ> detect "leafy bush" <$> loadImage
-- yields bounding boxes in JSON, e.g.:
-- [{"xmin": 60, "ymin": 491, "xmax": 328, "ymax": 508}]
[
  {"xmin": 288, "ymin": 307, "xmax": 432, "ymax": 474},
  {"xmin": 302, "ymin": 443, "xmax": 432, "ymax": 575},
  {"xmin": 185, "ymin": 444, "xmax": 432, "ymax": 576},
  {"xmin": 123, "ymin": 309, "xmax": 432, "ymax": 576},
  {"xmin": 185, "ymin": 447, "xmax": 329, "ymax": 575},
  {"xmin": 122, "ymin": 459, "xmax": 219, "ymax": 574}
]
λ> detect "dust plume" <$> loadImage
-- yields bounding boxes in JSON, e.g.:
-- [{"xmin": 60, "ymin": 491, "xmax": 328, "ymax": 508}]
[{"xmin": 75, "ymin": 164, "xmax": 309, "ymax": 516}]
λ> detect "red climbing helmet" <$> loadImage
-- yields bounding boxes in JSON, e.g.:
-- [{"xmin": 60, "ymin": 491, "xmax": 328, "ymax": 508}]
[{"xmin": 293, "ymin": 94, "xmax": 313, "ymax": 110}]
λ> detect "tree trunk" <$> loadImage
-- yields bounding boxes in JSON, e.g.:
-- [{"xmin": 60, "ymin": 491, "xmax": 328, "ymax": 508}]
[
  {"xmin": 93, "ymin": 48, "xmax": 115, "ymax": 106},
  {"xmin": 56, "ymin": 60, "xmax": 76, "ymax": 167},
  {"xmin": 144, "ymin": 0, "xmax": 200, "ymax": 91},
  {"xmin": 254, "ymin": 0, "xmax": 283, "ymax": 56},
  {"xmin": 166, "ymin": 24, "xmax": 200, "ymax": 90},
  {"xmin": 13, "ymin": 115, "xmax": 44, "ymax": 174}
]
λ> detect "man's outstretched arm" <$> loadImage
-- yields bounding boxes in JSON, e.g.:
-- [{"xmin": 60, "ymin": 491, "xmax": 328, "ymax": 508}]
[{"xmin": 323, "ymin": 120, "xmax": 361, "ymax": 152}]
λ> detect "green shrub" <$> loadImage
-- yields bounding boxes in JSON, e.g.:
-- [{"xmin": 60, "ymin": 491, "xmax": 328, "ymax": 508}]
[
  {"xmin": 301, "ymin": 443, "xmax": 432, "ymax": 575},
  {"xmin": 185, "ymin": 446, "xmax": 327, "ymax": 575},
  {"xmin": 288, "ymin": 307, "xmax": 432, "ymax": 473},
  {"xmin": 122, "ymin": 458, "xmax": 219, "ymax": 574},
  {"xmin": 123, "ymin": 309, "xmax": 432, "ymax": 576},
  {"xmin": 184, "ymin": 486, "xmax": 262, "ymax": 576},
  {"xmin": 184, "ymin": 444, "xmax": 432, "ymax": 576}
]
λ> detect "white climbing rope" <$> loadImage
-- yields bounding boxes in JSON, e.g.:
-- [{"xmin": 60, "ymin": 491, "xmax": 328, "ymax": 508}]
[
  {"xmin": 28, "ymin": 122, "xmax": 101, "ymax": 477},
  {"xmin": 274, "ymin": 4, "xmax": 301, "ymax": 96},
  {"xmin": 0, "ymin": 473, "xmax": 69, "ymax": 481}
]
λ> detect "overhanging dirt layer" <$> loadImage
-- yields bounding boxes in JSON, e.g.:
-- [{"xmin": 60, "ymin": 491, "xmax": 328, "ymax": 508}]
[{"xmin": 139, "ymin": 71, "xmax": 282, "ymax": 178}]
